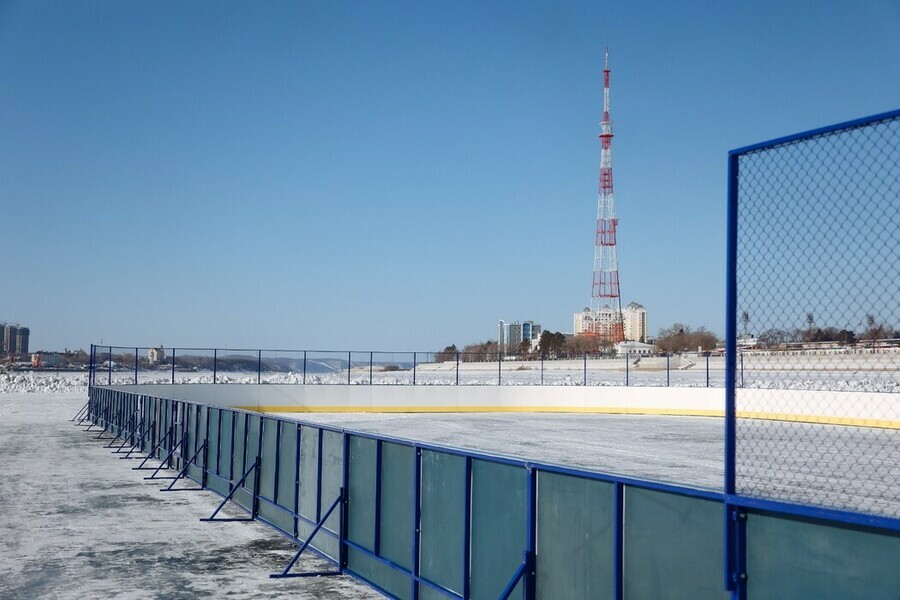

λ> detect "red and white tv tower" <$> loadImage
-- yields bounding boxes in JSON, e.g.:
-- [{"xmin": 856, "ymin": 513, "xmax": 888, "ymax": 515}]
[{"xmin": 586, "ymin": 49, "xmax": 624, "ymax": 342}]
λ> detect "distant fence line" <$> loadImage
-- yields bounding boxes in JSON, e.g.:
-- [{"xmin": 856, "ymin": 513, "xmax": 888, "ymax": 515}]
[{"xmin": 89, "ymin": 344, "xmax": 722, "ymax": 388}]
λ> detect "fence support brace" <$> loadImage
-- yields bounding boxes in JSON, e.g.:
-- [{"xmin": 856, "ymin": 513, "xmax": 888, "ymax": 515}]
[
  {"xmin": 270, "ymin": 489, "xmax": 344, "ymax": 579},
  {"xmin": 200, "ymin": 457, "xmax": 259, "ymax": 522},
  {"xmin": 160, "ymin": 440, "xmax": 207, "ymax": 492}
]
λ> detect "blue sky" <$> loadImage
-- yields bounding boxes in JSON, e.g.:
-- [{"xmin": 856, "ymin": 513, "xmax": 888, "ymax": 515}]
[{"xmin": 1, "ymin": 0, "xmax": 898, "ymax": 352}]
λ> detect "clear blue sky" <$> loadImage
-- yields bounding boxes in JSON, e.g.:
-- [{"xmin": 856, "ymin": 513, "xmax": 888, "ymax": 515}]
[{"xmin": 1, "ymin": 0, "xmax": 898, "ymax": 352}]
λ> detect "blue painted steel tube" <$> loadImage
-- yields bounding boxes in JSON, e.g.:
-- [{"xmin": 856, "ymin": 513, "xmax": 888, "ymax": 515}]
[
  {"xmin": 303, "ymin": 351, "xmax": 307, "ymax": 385},
  {"xmin": 724, "ymin": 150, "xmax": 740, "ymax": 593},
  {"xmin": 411, "ymin": 447, "xmax": 422, "ymax": 600},
  {"xmin": 524, "ymin": 468, "xmax": 537, "ymax": 600},
  {"xmin": 625, "ymin": 352, "xmax": 629, "ymax": 386},
  {"xmin": 108, "ymin": 346, "xmax": 112, "ymax": 385},
  {"xmin": 171, "ymin": 348, "xmax": 176, "ymax": 384},
  {"xmin": 583, "ymin": 353, "xmax": 587, "ymax": 386},
  {"xmin": 706, "ymin": 352, "xmax": 710, "ymax": 387},
  {"xmin": 347, "ymin": 351, "xmax": 351, "ymax": 385},
  {"xmin": 134, "ymin": 347, "xmax": 138, "ymax": 384},
  {"xmin": 258, "ymin": 350, "xmax": 263, "ymax": 385},
  {"xmin": 666, "ymin": 353, "xmax": 670, "ymax": 386},
  {"xmin": 293, "ymin": 424, "xmax": 302, "ymax": 538},
  {"xmin": 413, "ymin": 352, "xmax": 417, "ymax": 386},
  {"xmin": 498, "ymin": 352, "xmax": 502, "ymax": 385},
  {"xmin": 456, "ymin": 352, "xmax": 460, "ymax": 386},
  {"xmin": 213, "ymin": 349, "xmax": 217, "ymax": 384},
  {"xmin": 613, "ymin": 482, "xmax": 624, "ymax": 600},
  {"xmin": 463, "ymin": 456, "xmax": 472, "ymax": 600},
  {"xmin": 374, "ymin": 440, "xmax": 383, "ymax": 555}
]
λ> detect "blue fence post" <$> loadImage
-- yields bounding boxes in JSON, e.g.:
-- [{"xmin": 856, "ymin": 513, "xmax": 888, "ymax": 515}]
[
  {"xmin": 462, "ymin": 456, "xmax": 472, "ymax": 600},
  {"xmin": 347, "ymin": 351, "xmax": 351, "ymax": 385},
  {"xmin": 666, "ymin": 353, "xmax": 670, "ymax": 387},
  {"xmin": 456, "ymin": 352, "xmax": 460, "ymax": 386},
  {"xmin": 303, "ymin": 350, "xmax": 307, "ymax": 385},
  {"xmin": 171, "ymin": 348, "xmax": 176, "ymax": 384},
  {"xmin": 724, "ymin": 148, "xmax": 741, "ymax": 594},
  {"xmin": 706, "ymin": 352, "xmax": 710, "ymax": 388},
  {"xmin": 213, "ymin": 349, "xmax": 217, "ymax": 384},
  {"xmin": 498, "ymin": 352, "xmax": 502, "ymax": 385},
  {"xmin": 740, "ymin": 352, "xmax": 744, "ymax": 388},
  {"xmin": 412, "ymin": 352, "xmax": 417, "ymax": 386},
  {"xmin": 613, "ymin": 482, "xmax": 624, "ymax": 600},
  {"xmin": 540, "ymin": 354, "xmax": 544, "ymax": 385},
  {"xmin": 258, "ymin": 350, "xmax": 262, "ymax": 385},
  {"xmin": 108, "ymin": 346, "xmax": 112, "ymax": 385},
  {"xmin": 524, "ymin": 466, "xmax": 537, "ymax": 600},
  {"xmin": 625, "ymin": 352, "xmax": 629, "ymax": 387},
  {"xmin": 583, "ymin": 353, "xmax": 587, "ymax": 386},
  {"xmin": 411, "ymin": 446, "xmax": 422, "ymax": 600},
  {"xmin": 369, "ymin": 351, "xmax": 373, "ymax": 385},
  {"xmin": 89, "ymin": 344, "xmax": 94, "ymax": 388},
  {"xmin": 134, "ymin": 347, "xmax": 138, "ymax": 384}
]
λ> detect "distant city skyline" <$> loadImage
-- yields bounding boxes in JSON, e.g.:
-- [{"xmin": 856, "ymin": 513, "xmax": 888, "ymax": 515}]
[{"xmin": 1, "ymin": 1, "xmax": 899, "ymax": 351}]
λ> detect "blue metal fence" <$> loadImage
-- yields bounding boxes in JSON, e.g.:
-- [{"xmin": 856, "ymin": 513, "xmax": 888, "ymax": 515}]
[
  {"xmin": 84, "ymin": 384, "xmax": 900, "ymax": 599},
  {"xmin": 88, "ymin": 344, "xmax": 724, "ymax": 389},
  {"xmin": 724, "ymin": 108, "xmax": 900, "ymax": 598}
]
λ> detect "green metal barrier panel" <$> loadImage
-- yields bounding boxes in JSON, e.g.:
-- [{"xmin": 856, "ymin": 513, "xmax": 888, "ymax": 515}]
[
  {"xmin": 420, "ymin": 450, "xmax": 466, "ymax": 596},
  {"xmin": 186, "ymin": 404, "xmax": 202, "ymax": 480},
  {"xmin": 380, "ymin": 442, "xmax": 414, "ymax": 571},
  {"xmin": 320, "ymin": 430, "xmax": 344, "ymax": 540},
  {"xmin": 208, "ymin": 408, "xmax": 220, "ymax": 475},
  {"xmin": 347, "ymin": 439, "xmax": 415, "ymax": 600},
  {"xmin": 233, "ymin": 412, "xmax": 246, "ymax": 482},
  {"xmin": 624, "ymin": 488, "xmax": 727, "ymax": 600},
  {"xmin": 298, "ymin": 425, "xmax": 320, "ymax": 524},
  {"xmin": 244, "ymin": 415, "xmax": 261, "ymax": 491},
  {"xmin": 259, "ymin": 418, "xmax": 278, "ymax": 500},
  {"xmin": 470, "ymin": 459, "xmax": 526, "ymax": 600},
  {"xmin": 536, "ymin": 472, "xmax": 614, "ymax": 599},
  {"xmin": 297, "ymin": 428, "xmax": 342, "ymax": 561},
  {"xmin": 219, "ymin": 410, "xmax": 233, "ymax": 479},
  {"xmin": 277, "ymin": 422, "xmax": 298, "ymax": 512},
  {"xmin": 747, "ymin": 512, "xmax": 900, "ymax": 599},
  {"xmin": 348, "ymin": 436, "xmax": 377, "ymax": 549}
]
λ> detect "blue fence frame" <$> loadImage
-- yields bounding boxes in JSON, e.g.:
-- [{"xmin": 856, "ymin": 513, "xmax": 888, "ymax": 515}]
[{"xmin": 724, "ymin": 107, "xmax": 900, "ymax": 598}]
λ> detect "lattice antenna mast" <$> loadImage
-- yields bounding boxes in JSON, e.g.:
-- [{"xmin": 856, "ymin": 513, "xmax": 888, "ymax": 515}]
[{"xmin": 589, "ymin": 49, "xmax": 624, "ymax": 341}]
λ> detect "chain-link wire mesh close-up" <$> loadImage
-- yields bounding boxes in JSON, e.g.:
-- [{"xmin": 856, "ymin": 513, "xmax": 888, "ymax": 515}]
[{"xmin": 734, "ymin": 113, "xmax": 900, "ymax": 517}]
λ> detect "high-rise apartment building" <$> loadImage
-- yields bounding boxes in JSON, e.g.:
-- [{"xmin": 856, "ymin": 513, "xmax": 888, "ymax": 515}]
[
  {"xmin": 498, "ymin": 320, "xmax": 543, "ymax": 353},
  {"xmin": 622, "ymin": 302, "xmax": 648, "ymax": 343}
]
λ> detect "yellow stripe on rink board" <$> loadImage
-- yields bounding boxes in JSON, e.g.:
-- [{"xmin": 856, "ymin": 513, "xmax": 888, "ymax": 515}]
[{"xmin": 232, "ymin": 405, "xmax": 900, "ymax": 430}]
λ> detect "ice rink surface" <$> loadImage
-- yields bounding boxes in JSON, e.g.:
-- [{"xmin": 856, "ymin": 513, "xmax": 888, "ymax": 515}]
[{"xmin": 0, "ymin": 393, "xmax": 381, "ymax": 600}]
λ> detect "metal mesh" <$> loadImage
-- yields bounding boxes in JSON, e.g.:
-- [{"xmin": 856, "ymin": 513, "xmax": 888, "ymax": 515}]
[{"xmin": 734, "ymin": 113, "xmax": 900, "ymax": 517}]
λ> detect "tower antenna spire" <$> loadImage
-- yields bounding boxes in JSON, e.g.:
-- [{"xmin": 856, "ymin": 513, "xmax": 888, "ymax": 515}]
[{"xmin": 585, "ymin": 47, "xmax": 624, "ymax": 342}]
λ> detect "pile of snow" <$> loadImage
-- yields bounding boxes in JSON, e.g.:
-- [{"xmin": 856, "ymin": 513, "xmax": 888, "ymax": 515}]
[{"xmin": 0, "ymin": 371, "xmax": 89, "ymax": 394}]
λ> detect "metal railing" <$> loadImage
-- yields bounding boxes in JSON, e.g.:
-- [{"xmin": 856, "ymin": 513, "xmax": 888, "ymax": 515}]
[{"xmin": 88, "ymin": 344, "xmax": 733, "ymax": 389}]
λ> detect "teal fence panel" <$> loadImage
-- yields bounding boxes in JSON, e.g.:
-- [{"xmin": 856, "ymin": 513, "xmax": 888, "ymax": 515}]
[
  {"xmin": 348, "ymin": 436, "xmax": 377, "ymax": 548},
  {"xmin": 746, "ymin": 512, "xmax": 900, "ymax": 599},
  {"xmin": 380, "ymin": 442, "xmax": 414, "ymax": 571},
  {"xmin": 186, "ymin": 403, "xmax": 202, "ymax": 480},
  {"xmin": 298, "ymin": 425, "xmax": 319, "ymax": 525},
  {"xmin": 346, "ymin": 437, "xmax": 411, "ymax": 598},
  {"xmin": 207, "ymin": 408, "xmax": 220, "ymax": 476},
  {"xmin": 470, "ymin": 459, "xmax": 526, "ymax": 600},
  {"xmin": 219, "ymin": 410, "xmax": 233, "ymax": 479},
  {"xmin": 624, "ymin": 488, "xmax": 727, "ymax": 600},
  {"xmin": 536, "ymin": 472, "xmax": 614, "ymax": 599},
  {"xmin": 259, "ymin": 418, "xmax": 278, "ymax": 500},
  {"xmin": 317, "ymin": 429, "xmax": 344, "ymax": 559},
  {"xmin": 232, "ymin": 412, "xmax": 246, "ymax": 481},
  {"xmin": 258, "ymin": 417, "xmax": 293, "ymax": 534},
  {"xmin": 420, "ymin": 450, "xmax": 466, "ymax": 597},
  {"xmin": 277, "ymin": 422, "xmax": 298, "ymax": 512}
]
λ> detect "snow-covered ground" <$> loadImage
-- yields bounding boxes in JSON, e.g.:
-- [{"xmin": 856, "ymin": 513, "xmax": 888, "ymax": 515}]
[{"xmin": 0, "ymin": 391, "xmax": 382, "ymax": 599}]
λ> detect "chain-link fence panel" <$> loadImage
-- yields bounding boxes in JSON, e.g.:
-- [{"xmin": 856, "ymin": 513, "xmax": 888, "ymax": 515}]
[{"xmin": 733, "ymin": 111, "xmax": 900, "ymax": 517}]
